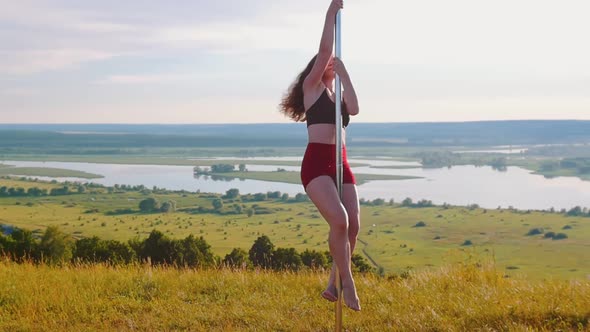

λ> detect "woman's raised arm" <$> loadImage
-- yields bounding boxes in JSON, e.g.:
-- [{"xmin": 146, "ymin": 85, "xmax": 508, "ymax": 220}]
[{"xmin": 303, "ymin": 0, "xmax": 343, "ymax": 90}]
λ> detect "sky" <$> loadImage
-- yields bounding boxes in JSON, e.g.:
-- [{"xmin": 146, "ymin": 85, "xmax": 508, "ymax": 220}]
[{"xmin": 1, "ymin": 0, "xmax": 589, "ymax": 124}]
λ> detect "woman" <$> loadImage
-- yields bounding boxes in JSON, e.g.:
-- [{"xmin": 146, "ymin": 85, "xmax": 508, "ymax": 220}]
[{"xmin": 279, "ymin": 0, "xmax": 361, "ymax": 311}]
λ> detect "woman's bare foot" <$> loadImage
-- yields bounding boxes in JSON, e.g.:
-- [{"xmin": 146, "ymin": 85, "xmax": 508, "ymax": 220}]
[
  {"xmin": 342, "ymin": 284, "xmax": 361, "ymax": 311},
  {"xmin": 321, "ymin": 283, "xmax": 338, "ymax": 302}
]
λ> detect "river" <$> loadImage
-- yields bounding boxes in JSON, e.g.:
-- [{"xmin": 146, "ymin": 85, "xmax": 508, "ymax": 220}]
[{"xmin": 1, "ymin": 159, "xmax": 589, "ymax": 210}]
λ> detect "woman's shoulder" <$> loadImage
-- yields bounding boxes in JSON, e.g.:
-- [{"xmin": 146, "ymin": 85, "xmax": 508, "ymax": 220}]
[{"xmin": 303, "ymin": 83, "xmax": 328, "ymax": 112}]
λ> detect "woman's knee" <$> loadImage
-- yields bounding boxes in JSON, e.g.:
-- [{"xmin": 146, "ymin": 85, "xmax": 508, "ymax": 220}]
[
  {"xmin": 327, "ymin": 208, "xmax": 349, "ymax": 233},
  {"xmin": 348, "ymin": 212, "xmax": 360, "ymax": 237}
]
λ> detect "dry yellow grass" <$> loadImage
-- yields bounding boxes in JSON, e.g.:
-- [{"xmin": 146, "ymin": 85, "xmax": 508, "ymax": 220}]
[{"xmin": 1, "ymin": 256, "xmax": 588, "ymax": 331}]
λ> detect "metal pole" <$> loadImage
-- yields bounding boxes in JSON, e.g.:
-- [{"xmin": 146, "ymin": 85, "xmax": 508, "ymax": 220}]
[{"xmin": 334, "ymin": 8, "xmax": 343, "ymax": 332}]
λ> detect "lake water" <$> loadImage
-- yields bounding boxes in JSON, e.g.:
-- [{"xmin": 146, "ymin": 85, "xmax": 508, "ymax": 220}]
[{"xmin": 2, "ymin": 159, "xmax": 590, "ymax": 211}]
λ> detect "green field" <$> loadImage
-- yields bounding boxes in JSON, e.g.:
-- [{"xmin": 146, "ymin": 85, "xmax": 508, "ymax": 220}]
[
  {"xmin": 0, "ymin": 177, "xmax": 63, "ymax": 190},
  {"xmin": 1, "ymin": 178, "xmax": 588, "ymax": 281},
  {"xmin": 0, "ymin": 166, "xmax": 102, "ymax": 179}
]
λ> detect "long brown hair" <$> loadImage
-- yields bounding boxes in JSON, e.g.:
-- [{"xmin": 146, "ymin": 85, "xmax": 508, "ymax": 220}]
[{"xmin": 279, "ymin": 55, "xmax": 318, "ymax": 122}]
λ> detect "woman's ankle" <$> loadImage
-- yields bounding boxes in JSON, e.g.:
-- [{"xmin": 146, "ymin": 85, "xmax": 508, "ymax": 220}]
[{"xmin": 340, "ymin": 276, "xmax": 355, "ymax": 288}]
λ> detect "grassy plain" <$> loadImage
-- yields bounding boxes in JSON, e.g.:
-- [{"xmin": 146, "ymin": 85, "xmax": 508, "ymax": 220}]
[
  {"xmin": 0, "ymin": 167, "xmax": 102, "ymax": 179},
  {"xmin": 0, "ymin": 177, "xmax": 62, "ymax": 190},
  {"xmin": 1, "ymin": 178, "xmax": 588, "ymax": 281}
]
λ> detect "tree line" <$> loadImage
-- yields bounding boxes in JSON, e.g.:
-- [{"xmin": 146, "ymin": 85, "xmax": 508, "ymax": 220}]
[
  {"xmin": 0, "ymin": 185, "xmax": 80, "ymax": 197},
  {"xmin": 0, "ymin": 226, "xmax": 372, "ymax": 273},
  {"xmin": 0, "ymin": 178, "xmax": 158, "ymax": 198},
  {"xmin": 418, "ymin": 151, "xmax": 508, "ymax": 170},
  {"xmin": 194, "ymin": 163, "xmax": 247, "ymax": 175},
  {"xmin": 541, "ymin": 157, "xmax": 590, "ymax": 174}
]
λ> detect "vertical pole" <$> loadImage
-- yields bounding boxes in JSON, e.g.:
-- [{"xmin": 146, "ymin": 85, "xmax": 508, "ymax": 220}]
[{"xmin": 334, "ymin": 8, "xmax": 343, "ymax": 332}]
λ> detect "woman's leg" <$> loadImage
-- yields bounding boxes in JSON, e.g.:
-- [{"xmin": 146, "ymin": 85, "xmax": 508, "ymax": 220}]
[
  {"xmin": 306, "ymin": 175, "xmax": 360, "ymax": 311},
  {"xmin": 324, "ymin": 183, "xmax": 360, "ymax": 301},
  {"xmin": 342, "ymin": 183, "xmax": 360, "ymax": 252}
]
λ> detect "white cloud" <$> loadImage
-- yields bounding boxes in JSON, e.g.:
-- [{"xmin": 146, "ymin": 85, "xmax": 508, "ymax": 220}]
[
  {"xmin": 0, "ymin": 88, "xmax": 37, "ymax": 96},
  {"xmin": 0, "ymin": 2, "xmax": 141, "ymax": 75},
  {"xmin": 151, "ymin": 19, "xmax": 314, "ymax": 53},
  {"xmin": 0, "ymin": 49, "xmax": 119, "ymax": 75},
  {"xmin": 0, "ymin": 1, "xmax": 137, "ymax": 33},
  {"xmin": 344, "ymin": 0, "xmax": 590, "ymax": 69},
  {"xmin": 97, "ymin": 74, "xmax": 191, "ymax": 85}
]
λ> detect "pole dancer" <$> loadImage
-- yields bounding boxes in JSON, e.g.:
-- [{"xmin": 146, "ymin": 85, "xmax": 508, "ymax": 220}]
[{"xmin": 279, "ymin": 0, "xmax": 361, "ymax": 313}]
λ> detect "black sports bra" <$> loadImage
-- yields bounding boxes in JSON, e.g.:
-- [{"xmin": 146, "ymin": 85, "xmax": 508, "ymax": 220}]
[{"xmin": 305, "ymin": 90, "xmax": 350, "ymax": 128}]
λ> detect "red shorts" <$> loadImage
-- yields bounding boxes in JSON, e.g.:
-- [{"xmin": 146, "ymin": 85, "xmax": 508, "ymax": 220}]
[{"xmin": 300, "ymin": 143, "xmax": 356, "ymax": 190}]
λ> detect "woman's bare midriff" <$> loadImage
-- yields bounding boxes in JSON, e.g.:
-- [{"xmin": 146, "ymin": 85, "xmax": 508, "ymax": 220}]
[{"xmin": 307, "ymin": 123, "xmax": 346, "ymax": 145}]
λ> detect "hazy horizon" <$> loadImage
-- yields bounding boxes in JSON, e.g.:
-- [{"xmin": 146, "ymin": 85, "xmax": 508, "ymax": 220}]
[
  {"xmin": 1, "ymin": 119, "xmax": 590, "ymax": 126},
  {"xmin": 1, "ymin": 0, "xmax": 589, "ymax": 124}
]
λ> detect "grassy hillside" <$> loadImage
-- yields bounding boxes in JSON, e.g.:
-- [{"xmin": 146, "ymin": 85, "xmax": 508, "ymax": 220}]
[
  {"xmin": 1, "ymin": 178, "xmax": 589, "ymax": 280},
  {"xmin": 0, "ymin": 259, "xmax": 588, "ymax": 331}
]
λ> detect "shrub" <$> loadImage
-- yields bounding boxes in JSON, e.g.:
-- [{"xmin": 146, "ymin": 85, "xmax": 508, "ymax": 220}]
[
  {"xmin": 212, "ymin": 199, "xmax": 223, "ymax": 211},
  {"xmin": 160, "ymin": 201, "xmax": 176, "ymax": 213},
  {"xmin": 249, "ymin": 235, "xmax": 274, "ymax": 269},
  {"xmin": 38, "ymin": 226, "xmax": 73, "ymax": 265},
  {"xmin": 139, "ymin": 197, "xmax": 160, "ymax": 212},
  {"xmin": 272, "ymin": 247, "xmax": 303, "ymax": 271},
  {"xmin": 301, "ymin": 249, "xmax": 329, "ymax": 269},
  {"xmin": 223, "ymin": 248, "xmax": 250, "ymax": 268},
  {"xmin": 352, "ymin": 254, "xmax": 374, "ymax": 273},
  {"xmin": 526, "ymin": 228, "xmax": 544, "ymax": 236}
]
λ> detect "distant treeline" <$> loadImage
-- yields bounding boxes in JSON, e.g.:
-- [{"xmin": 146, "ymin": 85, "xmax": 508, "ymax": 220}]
[
  {"xmin": 1, "ymin": 120, "xmax": 590, "ymax": 152},
  {"xmin": 194, "ymin": 163, "xmax": 248, "ymax": 174},
  {"xmin": 526, "ymin": 145, "xmax": 590, "ymax": 158},
  {"xmin": 417, "ymin": 151, "xmax": 508, "ymax": 170},
  {"xmin": 540, "ymin": 158, "xmax": 590, "ymax": 175},
  {"xmin": 0, "ymin": 177, "xmax": 150, "ymax": 198},
  {"xmin": 0, "ymin": 226, "xmax": 372, "ymax": 273},
  {"xmin": 1, "ymin": 185, "xmax": 81, "ymax": 197}
]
